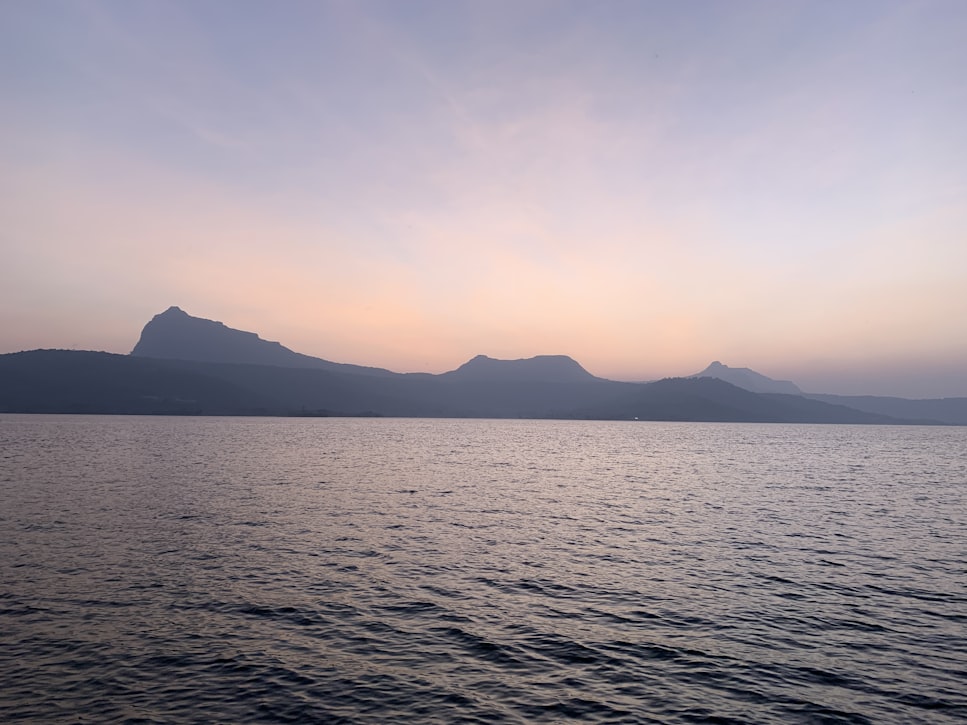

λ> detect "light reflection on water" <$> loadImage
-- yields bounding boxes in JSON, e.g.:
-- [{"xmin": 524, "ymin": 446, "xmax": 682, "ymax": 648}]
[{"xmin": 1, "ymin": 415, "xmax": 965, "ymax": 723}]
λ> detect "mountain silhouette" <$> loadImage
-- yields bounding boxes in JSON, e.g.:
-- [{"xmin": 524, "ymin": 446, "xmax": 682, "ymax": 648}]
[
  {"xmin": 0, "ymin": 350, "xmax": 271, "ymax": 415},
  {"xmin": 692, "ymin": 361, "xmax": 802, "ymax": 395},
  {"xmin": 131, "ymin": 306, "xmax": 394, "ymax": 376},
  {"xmin": 0, "ymin": 349, "xmax": 935, "ymax": 424},
  {"xmin": 442, "ymin": 354, "xmax": 599, "ymax": 383},
  {"xmin": 0, "ymin": 306, "xmax": 958, "ymax": 424},
  {"xmin": 805, "ymin": 393, "xmax": 967, "ymax": 426},
  {"xmin": 575, "ymin": 376, "xmax": 904, "ymax": 424}
]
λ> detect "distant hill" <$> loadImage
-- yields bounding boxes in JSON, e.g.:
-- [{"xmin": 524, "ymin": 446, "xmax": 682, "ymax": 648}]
[
  {"xmin": 0, "ymin": 306, "xmax": 956, "ymax": 424},
  {"xmin": 131, "ymin": 306, "xmax": 394, "ymax": 376},
  {"xmin": 0, "ymin": 349, "xmax": 625, "ymax": 418},
  {"xmin": 806, "ymin": 393, "xmax": 967, "ymax": 426},
  {"xmin": 691, "ymin": 361, "xmax": 802, "ymax": 395},
  {"xmin": 0, "ymin": 349, "xmax": 931, "ymax": 424},
  {"xmin": 442, "ymin": 354, "xmax": 600, "ymax": 383},
  {"xmin": 0, "ymin": 350, "xmax": 271, "ymax": 415},
  {"xmin": 574, "ymin": 376, "xmax": 911, "ymax": 424}
]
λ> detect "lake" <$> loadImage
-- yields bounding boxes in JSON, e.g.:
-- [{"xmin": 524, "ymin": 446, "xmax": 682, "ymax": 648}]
[{"xmin": 1, "ymin": 415, "xmax": 965, "ymax": 723}]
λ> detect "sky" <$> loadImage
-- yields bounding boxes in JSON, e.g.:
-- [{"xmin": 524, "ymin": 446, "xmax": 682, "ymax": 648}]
[{"xmin": 2, "ymin": 0, "xmax": 966, "ymax": 397}]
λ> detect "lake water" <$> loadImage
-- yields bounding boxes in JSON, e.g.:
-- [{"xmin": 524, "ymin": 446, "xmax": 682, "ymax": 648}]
[{"xmin": 1, "ymin": 415, "xmax": 965, "ymax": 723}]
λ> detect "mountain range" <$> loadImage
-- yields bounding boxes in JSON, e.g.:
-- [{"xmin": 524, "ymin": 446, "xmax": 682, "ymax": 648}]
[{"xmin": 2, "ymin": 306, "xmax": 965, "ymax": 424}]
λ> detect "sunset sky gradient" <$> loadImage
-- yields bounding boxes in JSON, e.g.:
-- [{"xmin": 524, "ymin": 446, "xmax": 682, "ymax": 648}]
[{"xmin": 2, "ymin": 1, "xmax": 966, "ymax": 396}]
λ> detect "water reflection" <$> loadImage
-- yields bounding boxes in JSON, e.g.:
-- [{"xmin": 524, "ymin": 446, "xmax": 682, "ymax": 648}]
[{"xmin": 1, "ymin": 415, "xmax": 965, "ymax": 723}]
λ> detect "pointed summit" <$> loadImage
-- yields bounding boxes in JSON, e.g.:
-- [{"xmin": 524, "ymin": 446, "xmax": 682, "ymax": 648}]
[
  {"xmin": 130, "ymin": 307, "xmax": 393, "ymax": 376},
  {"xmin": 131, "ymin": 306, "xmax": 299, "ymax": 365},
  {"xmin": 692, "ymin": 361, "xmax": 801, "ymax": 395}
]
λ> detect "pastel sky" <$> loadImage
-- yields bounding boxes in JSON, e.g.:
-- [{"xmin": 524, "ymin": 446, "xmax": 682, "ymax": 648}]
[{"xmin": 2, "ymin": 1, "xmax": 966, "ymax": 397}]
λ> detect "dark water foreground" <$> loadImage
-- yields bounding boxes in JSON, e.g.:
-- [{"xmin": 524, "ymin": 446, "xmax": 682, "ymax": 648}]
[{"xmin": 1, "ymin": 415, "xmax": 965, "ymax": 723}]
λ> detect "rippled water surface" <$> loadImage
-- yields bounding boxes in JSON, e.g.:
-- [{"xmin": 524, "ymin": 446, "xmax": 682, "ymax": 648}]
[{"xmin": 1, "ymin": 415, "xmax": 965, "ymax": 723}]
